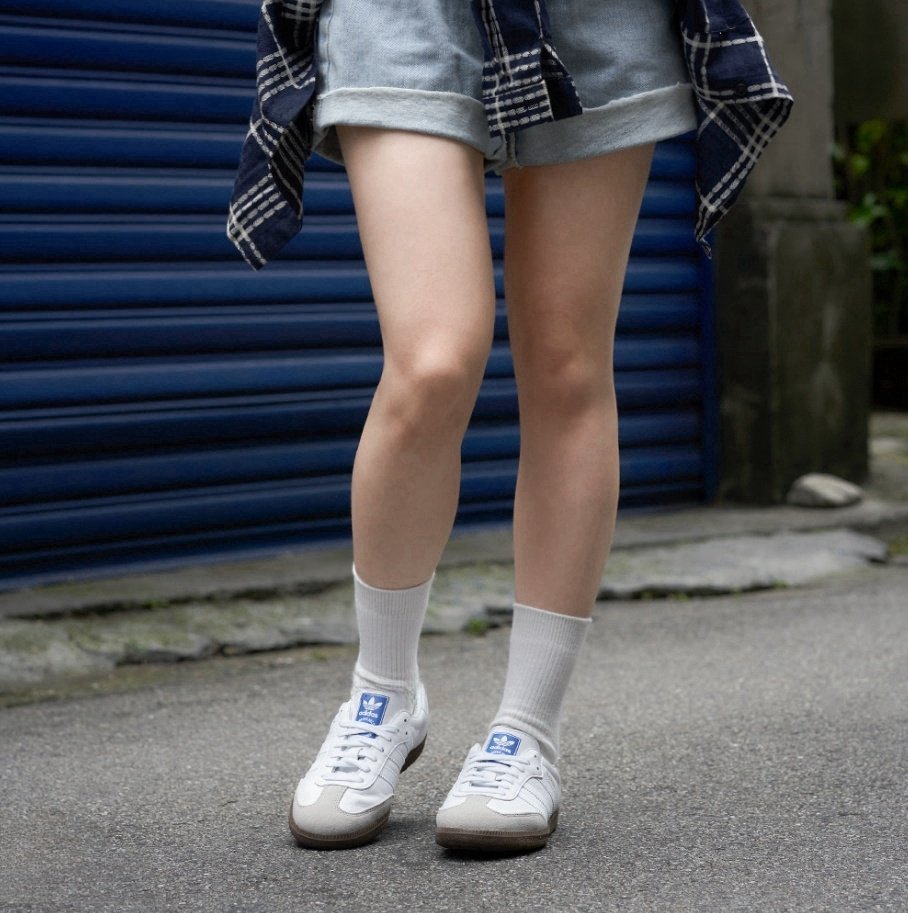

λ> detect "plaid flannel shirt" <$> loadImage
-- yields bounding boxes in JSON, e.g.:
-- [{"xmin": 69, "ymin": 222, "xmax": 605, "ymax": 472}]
[{"xmin": 226, "ymin": 0, "xmax": 793, "ymax": 269}]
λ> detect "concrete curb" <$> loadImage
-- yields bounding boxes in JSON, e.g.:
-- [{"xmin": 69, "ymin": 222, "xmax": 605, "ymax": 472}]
[
  {"xmin": 4, "ymin": 403, "xmax": 908, "ymax": 697},
  {"xmin": 3, "ymin": 497, "xmax": 907, "ymax": 621},
  {"xmin": 1, "ymin": 496, "xmax": 906, "ymax": 698}
]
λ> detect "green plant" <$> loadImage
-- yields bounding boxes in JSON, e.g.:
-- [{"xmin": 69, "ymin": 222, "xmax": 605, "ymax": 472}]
[
  {"xmin": 464, "ymin": 617, "xmax": 490, "ymax": 636},
  {"xmin": 832, "ymin": 119, "xmax": 908, "ymax": 338}
]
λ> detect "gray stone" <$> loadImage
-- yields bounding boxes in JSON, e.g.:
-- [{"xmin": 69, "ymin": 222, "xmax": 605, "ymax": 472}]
[
  {"xmin": 0, "ymin": 589, "xmax": 361, "ymax": 694},
  {"xmin": 65, "ymin": 623, "xmax": 133, "ymax": 664},
  {"xmin": 272, "ymin": 590, "xmax": 358, "ymax": 646},
  {"xmin": 0, "ymin": 620, "xmax": 113, "ymax": 691},
  {"xmin": 599, "ymin": 529, "xmax": 888, "ymax": 599},
  {"xmin": 108, "ymin": 618, "xmax": 216, "ymax": 664},
  {"xmin": 191, "ymin": 589, "xmax": 357, "ymax": 651},
  {"xmin": 183, "ymin": 602, "xmax": 298, "ymax": 656},
  {"xmin": 787, "ymin": 473, "xmax": 864, "ymax": 508},
  {"xmin": 53, "ymin": 608, "xmax": 216, "ymax": 665}
]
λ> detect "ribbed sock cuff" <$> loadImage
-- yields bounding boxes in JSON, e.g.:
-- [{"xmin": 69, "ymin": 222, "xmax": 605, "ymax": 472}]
[
  {"xmin": 492, "ymin": 602, "xmax": 591, "ymax": 762},
  {"xmin": 351, "ymin": 562, "xmax": 434, "ymax": 691}
]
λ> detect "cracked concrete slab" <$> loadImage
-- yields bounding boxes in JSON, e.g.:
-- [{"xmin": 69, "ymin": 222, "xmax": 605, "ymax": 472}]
[
  {"xmin": 0, "ymin": 620, "xmax": 115, "ymax": 689},
  {"xmin": 5, "ymin": 495, "xmax": 908, "ymax": 623},
  {"xmin": 598, "ymin": 529, "xmax": 889, "ymax": 599},
  {"xmin": 1, "ymin": 529, "xmax": 892, "ymax": 696},
  {"xmin": 4, "ymin": 413, "xmax": 905, "ymax": 697},
  {"xmin": 0, "ymin": 587, "xmax": 356, "ymax": 694}
]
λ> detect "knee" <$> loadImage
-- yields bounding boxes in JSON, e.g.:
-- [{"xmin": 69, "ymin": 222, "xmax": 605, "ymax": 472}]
[
  {"xmin": 379, "ymin": 348, "xmax": 488, "ymax": 434},
  {"xmin": 519, "ymin": 342, "xmax": 615, "ymax": 421}
]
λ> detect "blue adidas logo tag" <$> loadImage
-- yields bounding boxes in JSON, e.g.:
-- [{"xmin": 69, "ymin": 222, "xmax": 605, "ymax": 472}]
[
  {"xmin": 355, "ymin": 692, "xmax": 389, "ymax": 726},
  {"xmin": 485, "ymin": 731, "xmax": 521, "ymax": 756}
]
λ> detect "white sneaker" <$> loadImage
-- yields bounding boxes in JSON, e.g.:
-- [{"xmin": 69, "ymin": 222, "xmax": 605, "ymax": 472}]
[
  {"xmin": 435, "ymin": 728, "xmax": 560, "ymax": 852},
  {"xmin": 288, "ymin": 684, "xmax": 428, "ymax": 849}
]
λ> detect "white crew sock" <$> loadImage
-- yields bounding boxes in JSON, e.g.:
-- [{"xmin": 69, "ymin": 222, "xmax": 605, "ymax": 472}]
[
  {"xmin": 491, "ymin": 602, "xmax": 592, "ymax": 763},
  {"xmin": 350, "ymin": 562, "xmax": 434, "ymax": 701}
]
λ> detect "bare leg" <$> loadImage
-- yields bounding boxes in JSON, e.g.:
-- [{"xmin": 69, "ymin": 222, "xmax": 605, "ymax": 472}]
[
  {"xmin": 504, "ymin": 144, "xmax": 656, "ymax": 617},
  {"xmin": 337, "ymin": 126, "xmax": 496, "ymax": 589},
  {"xmin": 289, "ymin": 130, "xmax": 496, "ymax": 850},
  {"xmin": 436, "ymin": 145, "xmax": 656, "ymax": 852}
]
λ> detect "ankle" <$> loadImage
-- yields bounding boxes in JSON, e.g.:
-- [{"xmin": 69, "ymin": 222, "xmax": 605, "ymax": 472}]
[
  {"xmin": 352, "ymin": 662, "xmax": 420, "ymax": 707},
  {"xmin": 487, "ymin": 716, "xmax": 559, "ymax": 764}
]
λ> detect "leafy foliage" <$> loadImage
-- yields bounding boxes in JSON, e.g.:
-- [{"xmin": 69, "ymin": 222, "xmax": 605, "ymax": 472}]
[{"xmin": 832, "ymin": 119, "xmax": 908, "ymax": 338}]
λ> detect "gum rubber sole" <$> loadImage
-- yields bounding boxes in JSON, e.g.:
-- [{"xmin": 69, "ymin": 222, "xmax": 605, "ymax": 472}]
[
  {"xmin": 288, "ymin": 736, "xmax": 426, "ymax": 850},
  {"xmin": 288, "ymin": 808, "xmax": 390, "ymax": 849},
  {"xmin": 435, "ymin": 810, "xmax": 559, "ymax": 854}
]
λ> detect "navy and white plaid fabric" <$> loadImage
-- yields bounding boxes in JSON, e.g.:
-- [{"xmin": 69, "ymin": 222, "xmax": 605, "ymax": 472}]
[
  {"xmin": 226, "ymin": 0, "xmax": 323, "ymax": 269},
  {"xmin": 471, "ymin": 0, "xmax": 583, "ymax": 137},
  {"xmin": 675, "ymin": 0, "xmax": 793, "ymax": 252},
  {"xmin": 227, "ymin": 0, "xmax": 792, "ymax": 269}
]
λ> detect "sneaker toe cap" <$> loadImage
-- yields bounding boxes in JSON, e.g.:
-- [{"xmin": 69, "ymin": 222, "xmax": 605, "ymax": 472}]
[
  {"xmin": 436, "ymin": 795, "xmax": 549, "ymax": 835},
  {"xmin": 291, "ymin": 785, "xmax": 392, "ymax": 839}
]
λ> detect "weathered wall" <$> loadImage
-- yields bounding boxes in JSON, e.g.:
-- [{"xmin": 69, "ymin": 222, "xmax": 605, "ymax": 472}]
[
  {"xmin": 833, "ymin": 0, "xmax": 908, "ymax": 124},
  {"xmin": 715, "ymin": 201, "xmax": 871, "ymax": 503},
  {"xmin": 713, "ymin": 0, "xmax": 872, "ymax": 503}
]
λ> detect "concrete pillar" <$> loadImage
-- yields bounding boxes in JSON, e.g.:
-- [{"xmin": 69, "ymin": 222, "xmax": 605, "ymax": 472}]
[{"xmin": 713, "ymin": 0, "xmax": 872, "ymax": 504}]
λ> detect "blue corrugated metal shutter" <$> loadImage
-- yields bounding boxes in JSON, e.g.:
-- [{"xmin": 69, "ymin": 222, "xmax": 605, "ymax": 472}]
[{"xmin": 0, "ymin": 0, "xmax": 716, "ymax": 590}]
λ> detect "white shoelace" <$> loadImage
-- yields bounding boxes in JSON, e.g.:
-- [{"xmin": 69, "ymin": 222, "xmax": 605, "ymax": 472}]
[
  {"xmin": 319, "ymin": 719, "xmax": 403, "ymax": 785},
  {"xmin": 457, "ymin": 752, "xmax": 534, "ymax": 797}
]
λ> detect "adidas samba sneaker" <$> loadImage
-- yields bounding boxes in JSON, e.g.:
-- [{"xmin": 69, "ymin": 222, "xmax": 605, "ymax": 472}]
[
  {"xmin": 435, "ymin": 728, "xmax": 560, "ymax": 852},
  {"xmin": 289, "ymin": 684, "xmax": 428, "ymax": 849}
]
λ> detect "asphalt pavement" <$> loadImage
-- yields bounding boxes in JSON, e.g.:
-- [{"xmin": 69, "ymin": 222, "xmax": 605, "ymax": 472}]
[{"xmin": 2, "ymin": 561, "xmax": 906, "ymax": 913}]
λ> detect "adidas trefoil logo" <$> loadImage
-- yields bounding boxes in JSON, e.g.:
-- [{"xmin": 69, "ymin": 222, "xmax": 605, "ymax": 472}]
[
  {"xmin": 486, "ymin": 731, "xmax": 521, "ymax": 755},
  {"xmin": 355, "ymin": 692, "xmax": 389, "ymax": 726}
]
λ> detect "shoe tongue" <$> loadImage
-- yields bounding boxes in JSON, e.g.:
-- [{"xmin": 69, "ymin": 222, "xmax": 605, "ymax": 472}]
[
  {"xmin": 349, "ymin": 689, "xmax": 410, "ymax": 728},
  {"xmin": 483, "ymin": 728, "xmax": 536, "ymax": 758}
]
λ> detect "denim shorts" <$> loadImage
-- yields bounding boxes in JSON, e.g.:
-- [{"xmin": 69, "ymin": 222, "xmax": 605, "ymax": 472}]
[{"xmin": 311, "ymin": 0, "xmax": 698, "ymax": 172}]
